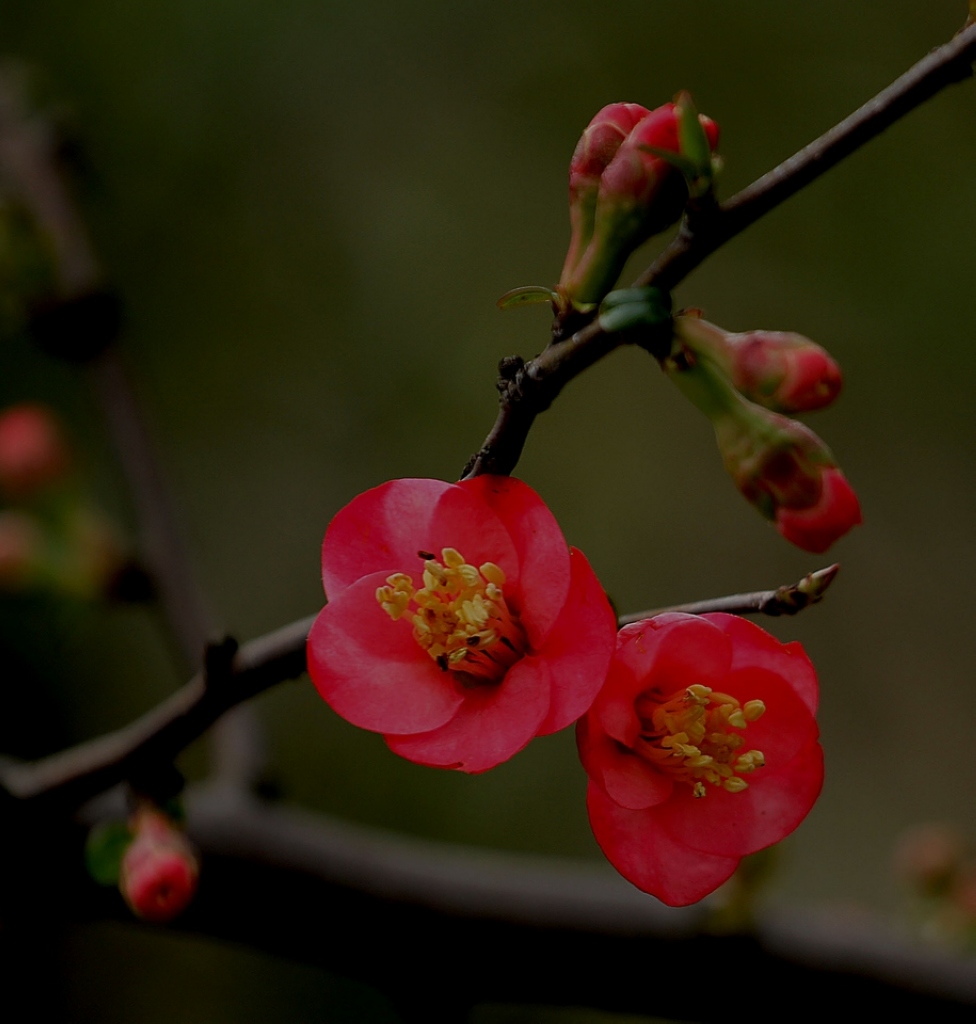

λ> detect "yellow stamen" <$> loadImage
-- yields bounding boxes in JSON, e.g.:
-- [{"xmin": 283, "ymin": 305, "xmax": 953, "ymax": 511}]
[
  {"xmin": 375, "ymin": 548, "xmax": 527, "ymax": 682},
  {"xmin": 633, "ymin": 685, "xmax": 766, "ymax": 797}
]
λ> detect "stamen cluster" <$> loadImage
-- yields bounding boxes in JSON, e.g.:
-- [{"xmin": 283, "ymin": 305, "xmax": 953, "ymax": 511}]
[
  {"xmin": 376, "ymin": 547, "xmax": 526, "ymax": 681},
  {"xmin": 634, "ymin": 684, "xmax": 765, "ymax": 797}
]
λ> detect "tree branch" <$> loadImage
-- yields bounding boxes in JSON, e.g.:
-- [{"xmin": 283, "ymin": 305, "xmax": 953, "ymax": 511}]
[
  {"xmin": 464, "ymin": 21, "xmax": 976, "ymax": 480},
  {"xmin": 20, "ymin": 789, "xmax": 976, "ymax": 1020},
  {"xmin": 2, "ymin": 563, "xmax": 838, "ymax": 814},
  {"xmin": 619, "ymin": 563, "xmax": 840, "ymax": 624},
  {"xmin": 0, "ymin": 615, "xmax": 313, "ymax": 813}
]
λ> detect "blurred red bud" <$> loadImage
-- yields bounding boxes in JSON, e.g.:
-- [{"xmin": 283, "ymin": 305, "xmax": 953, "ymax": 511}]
[
  {"xmin": 0, "ymin": 509, "xmax": 41, "ymax": 588},
  {"xmin": 0, "ymin": 403, "xmax": 70, "ymax": 499},
  {"xmin": 120, "ymin": 808, "xmax": 198, "ymax": 924}
]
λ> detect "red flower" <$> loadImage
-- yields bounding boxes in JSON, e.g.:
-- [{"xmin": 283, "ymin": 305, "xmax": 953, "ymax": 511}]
[
  {"xmin": 307, "ymin": 476, "xmax": 617, "ymax": 772},
  {"xmin": 577, "ymin": 612, "xmax": 823, "ymax": 906}
]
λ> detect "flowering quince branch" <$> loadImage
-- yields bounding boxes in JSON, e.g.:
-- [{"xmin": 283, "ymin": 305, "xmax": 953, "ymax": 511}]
[
  {"xmin": 464, "ymin": 20, "xmax": 976, "ymax": 481},
  {"xmin": 0, "ymin": 560, "xmax": 829, "ymax": 816},
  {"xmin": 4, "ymin": 19, "xmax": 976, "ymax": 1016}
]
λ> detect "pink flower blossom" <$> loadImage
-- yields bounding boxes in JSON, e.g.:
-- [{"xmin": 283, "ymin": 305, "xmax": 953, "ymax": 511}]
[
  {"xmin": 308, "ymin": 476, "xmax": 617, "ymax": 772},
  {"xmin": 578, "ymin": 613, "xmax": 823, "ymax": 906}
]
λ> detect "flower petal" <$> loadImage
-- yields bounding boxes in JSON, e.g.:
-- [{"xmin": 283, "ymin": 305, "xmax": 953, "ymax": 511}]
[
  {"xmin": 307, "ymin": 571, "xmax": 465, "ymax": 735},
  {"xmin": 596, "ymin": 616, "xmax": 732, "ymax": 744},
  {"xmin": 385, "ymin": 655, "xmax": 551, "ymax": 773},
  {"xmin": 614, "ymin": 615, "xmax": 733, "ymax": 698},
  {"xmin": 459, "ymin": 475, "xmax": 571, "ymax": 648},
  {"xmin": 577, "ymin": 715, "xmax": 673, "ymax": 810},
  {"xmin": 720, "ymin": 666, "xmax": 818, "ymax": 765},
  {"xmin": 535, "ymin": 547, "xmax": 617, "ymax": 735},
  {"xmin": 651, "ymin": 734, "xmax": 825, "ymax": 857},
  {"xmin": 701, "ymin": 612, "xmax": 818, "ymax": 714},
  {"xmin": 586, "ymin": 782, "xmax": 739, "ymax": 907},
  {"xmin": 321, "ymin": 479, "xmax": 518, "ymax": 599}
]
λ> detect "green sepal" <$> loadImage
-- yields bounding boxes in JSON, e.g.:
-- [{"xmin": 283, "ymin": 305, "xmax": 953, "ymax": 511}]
[
  {"xmin": 84, "ymin": 820, "xmax": 133, "ymax": 886},
  {"xmin": 598, "ymin": 286, "xmax": 672, "ymax": 334},
  {"xmin": 601, "ymin": 286, "xmax": 671, "ymax": 313},
  {"xmin": 496, "ymin": 285, "xmax": 558, "ymax": 310},
  {"xmin": 675, "ymin": 93, "xmax": 712, "ymax": 177}
]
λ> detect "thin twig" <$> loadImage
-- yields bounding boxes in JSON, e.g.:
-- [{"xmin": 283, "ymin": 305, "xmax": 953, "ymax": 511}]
[
  {"xmin": 618, "ymin": 564, "xmax": 840, "ymax": 624},
  {"xmin": 0, "ymin": 614, "xmax": 314, "ymax": 812},
  {"xmin": 463, "ymin": 22, "xmax": 976, "ymax": 480}
]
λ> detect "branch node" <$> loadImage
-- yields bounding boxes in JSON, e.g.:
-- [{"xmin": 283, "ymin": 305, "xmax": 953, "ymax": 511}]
[
  {"xmin": 760, "ymin": 563, "xmax": 840, "ymax": 616},
  {"xmin": 204, "ymin": 636, "xmax": 239, "ymax": 691}
]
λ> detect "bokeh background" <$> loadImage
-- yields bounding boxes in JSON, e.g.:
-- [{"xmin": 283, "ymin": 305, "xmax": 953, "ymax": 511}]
[{"xmin": 2, "ymin": 1, "xmax": 975, "ymax": 1021}]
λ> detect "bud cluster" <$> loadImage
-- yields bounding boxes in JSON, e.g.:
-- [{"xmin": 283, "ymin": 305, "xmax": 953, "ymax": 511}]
[
  {"xmin": 558, "ymin": 95, "xmax": 720, "ymax": 310},
  {"xmin": 667, "ymin": 313, "xmax": 861, "ymax": 553}
]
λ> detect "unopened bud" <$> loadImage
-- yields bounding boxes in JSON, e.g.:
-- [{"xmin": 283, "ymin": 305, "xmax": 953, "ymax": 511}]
[
  {"xmin": 666, "ymin": 341, "xmax": 861, "ymax": 553},
  {"xmin": 561, "ymin": 103, "xmax": 650, "ymax": 288},
  {"xmin": 119, "ymin": 808, "xmax": 199, "ymax": 923},
  {"xmin": 675, "ymin": 315, "xmax": 842, "ymax": 413},
  {"xmin": 560, "ymin": 100, "xmax": 719, "ymax": 308},
  {"xmin": 0, "ymin": 403, "xmax": 70, "ymax": 499}
]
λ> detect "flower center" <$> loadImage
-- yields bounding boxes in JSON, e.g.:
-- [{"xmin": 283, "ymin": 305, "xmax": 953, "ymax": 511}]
[
  {"xmin": 633, "ymin": 684, "xmax": 766, "ymax": 798},
  {"xmin": 376, "ymin": 547, "xmax": 528, "ymax": 683}
]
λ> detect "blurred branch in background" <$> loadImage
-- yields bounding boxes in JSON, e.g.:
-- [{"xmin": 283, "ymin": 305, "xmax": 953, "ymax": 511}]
[{"xmin": 0, "ymin": 65, "xmax": 264, "ymax": 787}]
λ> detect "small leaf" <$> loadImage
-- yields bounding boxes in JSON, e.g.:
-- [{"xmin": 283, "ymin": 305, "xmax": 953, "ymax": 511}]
[
  {"xmin": 497, "ymin": 285, "xmax": 557, "ymax": 310},
  {"xmin": 84, "ymin": 820, "xmax": 133, "ymax": 886}
]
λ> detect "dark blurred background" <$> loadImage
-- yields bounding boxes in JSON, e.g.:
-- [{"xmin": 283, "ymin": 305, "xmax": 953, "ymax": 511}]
[{"xmin": 1, "ymin": 1, "xmax": 975, "ymax": 1021}]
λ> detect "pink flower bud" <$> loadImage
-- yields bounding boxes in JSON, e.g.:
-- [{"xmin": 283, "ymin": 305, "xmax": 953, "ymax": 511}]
[
  {"xmin": 675, "ymin": 316, "xmax": 842, "ymax": 413},
  {"xmin": 560, "ymin": 102, "xmax": 719, "ymax": 307},
  {"xmin": 715, "ymin": 410, "xmax": 862, "ymax": 553},
  {"xmin": 773, "ymin": 466, "xmax": 863, "ymax": 554},
  {"xmin": 562, "ymin": 103, "xmax": 650, "ymax": 285},
  {"xmin": 119, "ymin": 808, "xmax": 199, "ymax": 923},
  {"xmin": 724, "ymin": 330, "xmax": 842, "ymax": 413},
  {"xmin": 0, "ymin": 403, "xmax": 70, "ymax": 499},
  {"xmin": 666, "ymin": 341, "xmax": 860, "ymax": 553}
]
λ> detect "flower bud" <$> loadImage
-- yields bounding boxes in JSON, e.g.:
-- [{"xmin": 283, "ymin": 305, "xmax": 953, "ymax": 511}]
[
  {"xmin": 561, "ymin": 103, "xmax": 650, "ymax": 287},
  {"xmin": 666, "ymin": 341, "xmax": 861, "ymax": 553},
  {"xmin": 560, "ymin": 101, "xmax": 719, "ymax": 308},
  {"xmin": 119, "ymin": 807, "xmax": 199, "ymax": 923},
  {"xmin": 0, "ymin": 403, "xmax": 70, "ymax": 499},
  {"xmin": 674, "ymin": 315, "xmax": 842, "ymax": 413}
]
